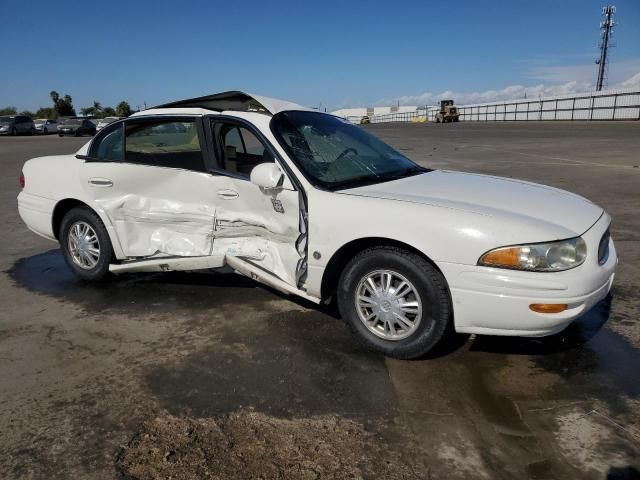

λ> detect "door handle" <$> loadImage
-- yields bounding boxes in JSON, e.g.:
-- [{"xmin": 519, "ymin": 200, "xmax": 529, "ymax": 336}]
[
  {"xmin": 88, "ymin": 178, "xmax": 113, "ymax": 187},
  {"xmin": 217, "ymin": 189, "xmax": 239, "ymax": 200}
]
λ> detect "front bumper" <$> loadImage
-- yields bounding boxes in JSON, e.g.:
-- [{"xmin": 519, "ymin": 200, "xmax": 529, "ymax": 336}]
[{"xmin": 439, "ymin": 213, "xmax": 617, "ymax": 337}]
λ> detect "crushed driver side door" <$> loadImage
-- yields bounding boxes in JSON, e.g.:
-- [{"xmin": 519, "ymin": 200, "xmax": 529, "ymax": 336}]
[{"xmin": 205, "ymin": 117, "xmax": 307, "ymax": 288}]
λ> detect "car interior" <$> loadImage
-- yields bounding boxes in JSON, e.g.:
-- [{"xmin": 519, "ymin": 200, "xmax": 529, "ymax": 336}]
[{"xmin": 218, "ymin": 124, "xmax": 275, "ymax": 176}]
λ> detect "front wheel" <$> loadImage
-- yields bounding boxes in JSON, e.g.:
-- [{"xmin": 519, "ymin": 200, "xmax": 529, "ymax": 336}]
[
  {"xmin": 59, "ymin": 207, "xmax": 113, "ymax": 281},
  {"xmin": 337, "ymin": 246, "xmax": 451, "ymax": 359}
]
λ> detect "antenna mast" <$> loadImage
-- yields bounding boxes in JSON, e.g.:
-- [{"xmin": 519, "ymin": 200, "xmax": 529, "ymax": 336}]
[{"xmin": 595, "ymin": 5, "xmax": 615, "ymax": 91}]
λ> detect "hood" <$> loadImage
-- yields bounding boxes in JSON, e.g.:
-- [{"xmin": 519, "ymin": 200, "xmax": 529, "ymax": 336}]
[{"xmin": 342, "ymin": 170, "xmax": 603, "ymax": 235}]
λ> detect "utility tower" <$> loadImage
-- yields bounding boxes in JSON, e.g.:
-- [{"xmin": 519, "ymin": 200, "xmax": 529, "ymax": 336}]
[{"xmin": 595, "ymin": 5, "xmax": 615, "ymax": 91}]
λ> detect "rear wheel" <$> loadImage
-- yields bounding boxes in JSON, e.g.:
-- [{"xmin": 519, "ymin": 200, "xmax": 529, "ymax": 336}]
[
  {"xmin": 337, "ymin": 246, "xmax": 451, "ymax": 359},
  {"xmin": 12, "ymin": 127, "xmax": 17, "ymax": 136},
  {"xmin": 59, "ymin": 207, "xmax": 113, "ymax": 281}
]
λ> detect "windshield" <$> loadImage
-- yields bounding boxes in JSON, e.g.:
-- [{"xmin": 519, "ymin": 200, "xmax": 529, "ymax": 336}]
[
  {"xmin": 0, "ymin": 116, "xmax": 14, "ymax": 123},
  {"xmin": 62, "ymin": 119, "xmax": 82, "ymax": 125},
  {"xmin": 271, "ymin": 111, "xmax": 428, "ymax": 190}
]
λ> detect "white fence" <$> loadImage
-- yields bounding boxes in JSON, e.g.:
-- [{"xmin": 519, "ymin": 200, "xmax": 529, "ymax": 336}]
[{"xmin": 368, "ymin": 88, "xmax": 640, "ymax": 123}]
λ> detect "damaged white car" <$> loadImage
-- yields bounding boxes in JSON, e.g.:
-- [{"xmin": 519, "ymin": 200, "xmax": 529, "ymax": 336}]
[{"xmin": 18, "ymin": 91, "xmax": 617, "ymax": 358}]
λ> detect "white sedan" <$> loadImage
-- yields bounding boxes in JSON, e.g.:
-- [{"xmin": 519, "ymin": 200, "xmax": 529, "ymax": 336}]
[
  {"xmin": 17, "ymin": 91, "xmax": 616, "ymax": 358},
  {"xmin": 33, "ymin": 119, "xmax": 58, "ymax": 134}
]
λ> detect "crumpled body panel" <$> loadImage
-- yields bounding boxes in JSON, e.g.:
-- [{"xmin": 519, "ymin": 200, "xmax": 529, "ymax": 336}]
[{"xmin": 98, "ymin": 194, "xmax": 215, "ymax": 257}]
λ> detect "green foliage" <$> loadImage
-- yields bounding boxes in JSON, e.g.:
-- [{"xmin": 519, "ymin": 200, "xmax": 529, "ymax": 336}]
[
  {"xmin": 116, "ymin": 101, "xmax": 132, "ymax": 117},
  {"xmin": 13, "ymin": 93, "xmax": 133, "ymax": 120},
  {"xmin": 19, "ymin": 111, "xmax": 36, "ymax": 118},
  {"xmin": 35, "ymin": 107, "xmax": 56, "ymax": 119},
  {"xmin": 50, "ymin": 90, "xmax": 76, "ymax": 117}
]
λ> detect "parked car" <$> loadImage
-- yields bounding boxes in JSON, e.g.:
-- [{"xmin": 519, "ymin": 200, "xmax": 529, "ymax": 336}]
[
  {"xmin": 57, "ymin": 118, "xmax": 96, "ymax": 137},
  {"xmin": 0, "ymin": 115, "xmax": 35, "ymax": 136},
  {"xmin": 17, "ymin": 91, "xmax": 617, "ymax": 359},
  {"xmin": 360, "ymin": 115, "xmax": 371, "ymax": 124},
  {"xmin": 96, "ymin": 116, "xmax": 122, "ymax": 132},
  {"xmin": 34, "ymin": 119, "xmax": 58, "ymax": 134}
]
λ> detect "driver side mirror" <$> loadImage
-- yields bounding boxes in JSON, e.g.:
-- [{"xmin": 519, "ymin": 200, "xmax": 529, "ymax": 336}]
[{"xmin": 250, "ymin": 163, "xmax": 284, "ymax": 190}]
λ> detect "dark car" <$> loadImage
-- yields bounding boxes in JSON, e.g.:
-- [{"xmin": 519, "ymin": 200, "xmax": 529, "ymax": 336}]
[
  {"xmin": 0, "ymin": 115, "xmax": 36, "ymax": 136},
  {"xmin": 58, "ymin": 118, "xmax": 96, "ymax": 137}
]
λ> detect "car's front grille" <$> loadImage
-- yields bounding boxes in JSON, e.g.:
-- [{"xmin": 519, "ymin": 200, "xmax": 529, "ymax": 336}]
[{"xmin": 598, "ymin": 228, "xmax": 610, "ymax": 265}]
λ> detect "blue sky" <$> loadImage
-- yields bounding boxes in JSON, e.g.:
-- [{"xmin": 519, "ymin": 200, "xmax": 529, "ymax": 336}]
[{"xmin": 2, "ymin": 0, "xmax": 639, "ymax": 111}]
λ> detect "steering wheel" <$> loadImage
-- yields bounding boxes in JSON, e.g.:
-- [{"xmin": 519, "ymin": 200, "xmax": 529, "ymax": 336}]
[{"xmin": 334, "ymin": 147, "xmax": 358, "ymax": 163}]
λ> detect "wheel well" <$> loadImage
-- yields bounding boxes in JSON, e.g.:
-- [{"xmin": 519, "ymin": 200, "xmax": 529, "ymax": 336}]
[
  {"xmin": 51, "ymin": 199, "xmax": 92, "ymax": 239},
  {"xmin": 320, "ymin": 237, "xmax": 444, "ymax": 300}
]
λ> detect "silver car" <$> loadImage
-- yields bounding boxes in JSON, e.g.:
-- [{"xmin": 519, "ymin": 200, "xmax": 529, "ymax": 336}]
[
  {"xmin": 96, "ymin": 116, "xmax": 122, "ymax": 132},
  {"xmin": 34, "ymin": 119, "xmax": 59, "ymax": 134},
  {"xmin": 0, "ymin": 115, "xmax": 35, "ymax": 136}
]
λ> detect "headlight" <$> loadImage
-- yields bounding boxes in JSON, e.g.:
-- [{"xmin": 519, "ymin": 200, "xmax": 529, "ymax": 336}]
[{"xmin": 478, "ymin": 237, "xmax": 587, "ymax": 272}]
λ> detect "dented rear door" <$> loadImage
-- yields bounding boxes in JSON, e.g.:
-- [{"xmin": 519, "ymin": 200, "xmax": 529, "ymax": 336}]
[{"xmin": 81, "ymin": 117, "xmax": 217, "ymax": 258}]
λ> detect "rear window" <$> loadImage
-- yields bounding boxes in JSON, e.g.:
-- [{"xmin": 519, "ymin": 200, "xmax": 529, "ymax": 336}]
[{"xmin": 124, "ymin": 119, "xmax": 205, "ymax": 172}]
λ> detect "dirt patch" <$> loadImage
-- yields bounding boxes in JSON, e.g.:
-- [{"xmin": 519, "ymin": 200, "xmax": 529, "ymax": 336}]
[{"xmin": 116, "ymin": 410, "xmax": 424, "ymax": 480}]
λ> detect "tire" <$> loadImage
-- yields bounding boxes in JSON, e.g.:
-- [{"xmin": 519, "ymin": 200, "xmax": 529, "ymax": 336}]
[
  {"xmin": 29, "ymin": 127, "xmax": 35, "ymax": 135},
  {"xmin": 44, "ymin": 127, "xmax": 49, "ymax": 134},
  {"xmin": 12, "ymin": 128, "xmax": 17, "ymax": 136},
  {"xmin": 337, "ymin": 246, "xmax": 451, "ymax": 359},
  {"xmin": 58, "ymin": 134, "xmax": 63, "ymax": 137},
  {"xmin": 59, "ymin": 207, "xmax": 113, "ymax": 281}
]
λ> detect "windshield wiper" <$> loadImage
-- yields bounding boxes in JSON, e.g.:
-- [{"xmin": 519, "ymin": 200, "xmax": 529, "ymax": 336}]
[
  {"xmin": 329, "ymin": 174, "xmax": 382, "ymax": 190},
  {"xmin": 379, "ymin": 165, "xmax": 429, "ymax": 179}
]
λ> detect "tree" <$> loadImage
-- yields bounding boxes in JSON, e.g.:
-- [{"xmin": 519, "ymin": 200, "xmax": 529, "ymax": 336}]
[
  {"xmin": 0, "ymin": 106, "xmax": 17, "ymax": 115},
  {"xmin": 80, "ymin": 107, "xmax": 93, "ymax": 116},
  {"xmin": 35, "ymin": 107, "xmax": 56, "ymax": 119},
  {"xmin": 116, "ymin": 101, "xmax": 132, "ymax": 117},
  {"xmin": 50, "ymin": 91, "xmax": 75, "ymax": 117},
  {"xmin": 20, "ymin": 110, "xmax": 36, "ymax": 118},
  {"xmin": 103, "ymin": 107, "xmax": 117, "ymax": 117}
]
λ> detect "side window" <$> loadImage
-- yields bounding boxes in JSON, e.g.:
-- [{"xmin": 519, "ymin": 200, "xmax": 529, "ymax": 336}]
[
  {"xmin": 95, "ymin": 125, "xmax": 124, "ymax": 161},
  {"xmin": 218, "ymin": 123, "xmax": 274, "ymax": 176},
  {"xmin": 124, "ymin": 119, "xmax": 205, "ymax": 172}
]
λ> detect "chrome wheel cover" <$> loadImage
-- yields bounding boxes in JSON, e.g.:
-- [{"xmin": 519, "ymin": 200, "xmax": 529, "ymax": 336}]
[
  {"xmin": 67, "ymin": 221, "xmax": 100, "ymax": 270},
  {"xmin": 355, "ymin": 269, "xmax": 422, "ymax": 341}
]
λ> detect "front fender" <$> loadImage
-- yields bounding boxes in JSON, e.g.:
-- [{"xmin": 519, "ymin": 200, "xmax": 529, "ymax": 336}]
[{"xmin": 304, "ymin": 189, "xmax": 577, "ymax": 298}]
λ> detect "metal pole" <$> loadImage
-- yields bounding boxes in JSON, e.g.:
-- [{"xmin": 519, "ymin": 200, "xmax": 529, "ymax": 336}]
[{"xmin": 596, "ymin": 6, "xmax": 615, "ymax": 91}]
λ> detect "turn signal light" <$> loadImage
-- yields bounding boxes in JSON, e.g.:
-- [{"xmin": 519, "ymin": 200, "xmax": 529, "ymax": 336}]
[
  {"xmin": 479, "ymin": 247, "xmax": 520, "ymax": 268},
  {"xmin": 529, "ymin": 303, "xmax": 568, "ymax": 314},
  {"xmin": 19, "ymin": 172, "xmax": 25, "ymax": 188}
]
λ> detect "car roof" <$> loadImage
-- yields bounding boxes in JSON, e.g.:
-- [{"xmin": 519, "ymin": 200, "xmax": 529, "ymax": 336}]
[{"xmin": 132, "ymin": 90, "xmax": 313, "ymax": 118}]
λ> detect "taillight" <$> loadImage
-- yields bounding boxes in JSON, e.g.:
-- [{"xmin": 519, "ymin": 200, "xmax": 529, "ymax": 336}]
[{"xmin": 19, "ymin": 172, "xmax": 25, "ymax": 188}]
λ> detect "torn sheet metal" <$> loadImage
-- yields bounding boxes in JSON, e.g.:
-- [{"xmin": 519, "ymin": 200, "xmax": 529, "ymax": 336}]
[
  {"xmin": 211, "ymin": 177, "xmax": 305, "ymax": 288},
  {"xmin": 97, "ymin": 194, "xmax": 215, "ymax": 257}
]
